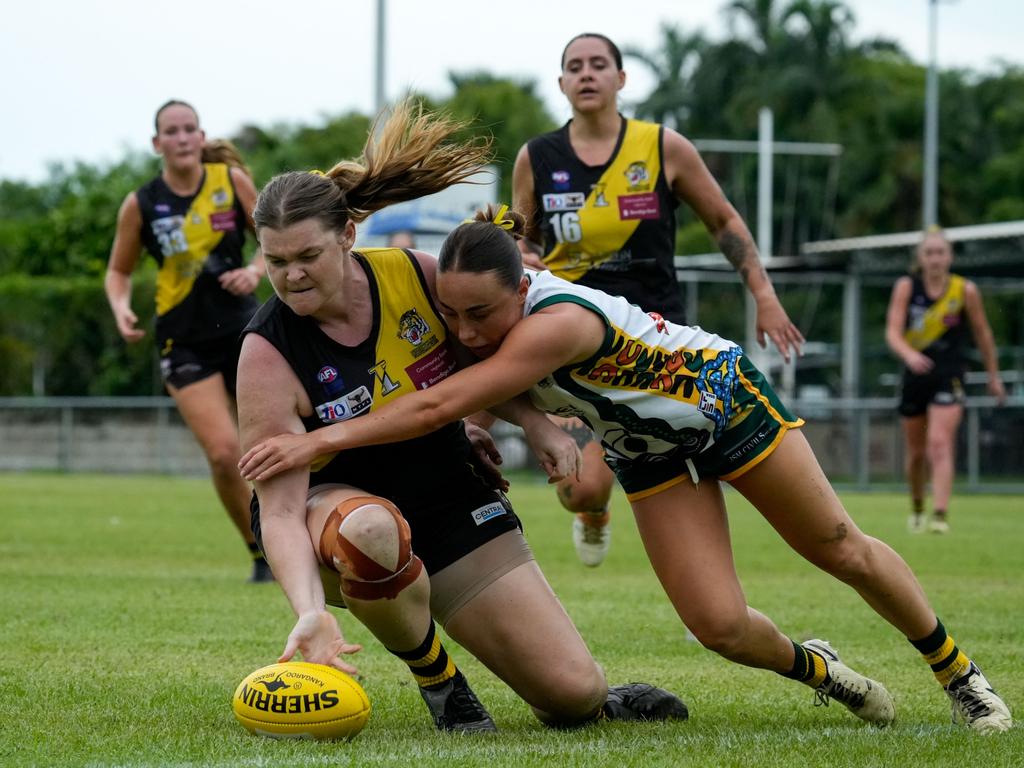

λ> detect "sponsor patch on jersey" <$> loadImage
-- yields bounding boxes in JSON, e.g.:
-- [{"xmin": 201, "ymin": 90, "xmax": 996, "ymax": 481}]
[
  {"xmin": 551, "ymin": 170, "xmax": 571, "ymax": 191},
  {"xmin": 542, "ymin": 192, "xmax": 586, "ymax": 212},
  {"xmin": 470, "ymin": 502, "xmax": 506, "ymax": 526},
  {"xmin": 618, "ymin": 192, "xmax": 661, "ymax": 220},
  {"xmin": 209, "ymin": 210, "xmax": 237, "ymax": 231},
  {"xmin": 315, "ymin": 385, "xmax": 372, "ymax": 423},
  {"xmin": 698, "ymin": 390, "xmax": 719, "ymax": 417},
  {"xmin": 405, "ymin": 343, "xmax": 457, "ymax": 390},
  {"xmin": 212, "ymin": 188, "xmax": 229, "ymax": 206},
  {"xmin": 155, "ymin": 204, "xmax": 171, "ymax": 213},
  {"xmin": 624, "ymin": 161, "xmax": 651, "ymax": 191}
]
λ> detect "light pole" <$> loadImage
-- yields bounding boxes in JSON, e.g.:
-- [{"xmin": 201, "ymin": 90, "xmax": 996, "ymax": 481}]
[
  {"xmin": 375, "ymin": 0, "xmax": 387, "ymax": 116},
  {"xmin": 923, "ymin": 0, "xmax": 952, "ymax": 229}
]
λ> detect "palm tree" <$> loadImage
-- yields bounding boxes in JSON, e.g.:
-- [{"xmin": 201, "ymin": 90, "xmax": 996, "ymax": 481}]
[{"xmin": 623, "ymin": 24, "xmax": 707, "ymax": 132}]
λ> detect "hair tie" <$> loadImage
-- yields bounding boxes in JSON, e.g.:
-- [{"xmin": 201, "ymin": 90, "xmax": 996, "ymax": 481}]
[
  {"xmin": 309, "ymin": 169, "xmax": 326, "ymax": 177},
  {"xmin": 491, "ymin": 204, "xmax": 514, "ymax": 231},
  {"xmin": 462, "ymin": 204, "xmax": 514, "ymax": 230}
]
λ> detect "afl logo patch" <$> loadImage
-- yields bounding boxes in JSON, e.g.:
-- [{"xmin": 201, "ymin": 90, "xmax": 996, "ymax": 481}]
[
  {"xmin": 552, "ymin": 170, "xmax": 571, "ymax": 191},
  {"xmin": 318, "ymin": 366, "xmax": 339, "ymax": 383}
]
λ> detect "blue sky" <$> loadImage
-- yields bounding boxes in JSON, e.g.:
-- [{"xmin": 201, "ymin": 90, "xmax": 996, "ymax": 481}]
[{"xmin": 2, "ymin": 0, "xmax": 1019, "ymax": 182}]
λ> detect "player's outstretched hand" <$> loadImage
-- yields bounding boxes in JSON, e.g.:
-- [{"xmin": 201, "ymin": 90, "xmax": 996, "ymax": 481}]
[
  {"xmin": 280, "ymin": 611, "xmax": 362, "ymax": 675},
  {"xmin": 755, "ymin": 294, "xmax": 805, "ymax": 363},
  {"xmin": 240, "ymin": 432, "xmax": 318, "ymax": 481}
]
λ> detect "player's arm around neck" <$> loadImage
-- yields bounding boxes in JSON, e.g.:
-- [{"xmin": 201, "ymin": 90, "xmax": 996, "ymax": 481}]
[{"xmin": 315, "ymin": 303, "xmax": 602, "ymax": 452}]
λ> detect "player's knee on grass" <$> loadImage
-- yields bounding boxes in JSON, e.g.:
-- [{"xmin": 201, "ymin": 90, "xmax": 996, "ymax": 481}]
[
  {"xmin": 318, "ymin": 496, "xmax": 423, "ymax": 600},
  {"xmin": 532, "ymin": 667, "xmax": 608, "ymax": 727}
]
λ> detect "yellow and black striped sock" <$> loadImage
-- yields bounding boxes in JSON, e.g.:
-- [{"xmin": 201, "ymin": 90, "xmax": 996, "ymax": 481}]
[
  {"xmin": 388, "ymin": 620, "xmax": 458, "ymax": 690},
  {"xmin": 780, "ymin": 640, "xmax": 829, "ymax": 688},
  {"xmin": 911, "ymin": 619, "xmax": 970, "ymax": 687}
]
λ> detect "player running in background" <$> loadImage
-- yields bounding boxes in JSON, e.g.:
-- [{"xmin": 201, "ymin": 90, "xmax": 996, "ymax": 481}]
[
  {"xmin": 105, "ymin": 100, "xmax": 270, "ymax": 582},
  {"xmin": 885, "ymin": 228, "xmax": 1006, "ymax": 533},
  {"xmin": 512, "ymin": 32, "xmax": 803, "ymax": 565}
]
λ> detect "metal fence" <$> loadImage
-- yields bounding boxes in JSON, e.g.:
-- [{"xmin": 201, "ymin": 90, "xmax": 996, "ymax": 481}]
[{"xmin": 1, "ymin": 396, "xmax": 1021, "ymax": 493}]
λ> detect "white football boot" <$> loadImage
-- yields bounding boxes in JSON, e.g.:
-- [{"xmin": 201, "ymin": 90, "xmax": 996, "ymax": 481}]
[
  {"xmin": 572, "ymin": 511, "xmax": 610, "ymax": 567},
  {"xmin": 945, "ymin": 662, "xmax": 1012, "ymax": 734},
  {"xmin": 802, "ymin": 639, "xmax": 896, "ymax": 726}
]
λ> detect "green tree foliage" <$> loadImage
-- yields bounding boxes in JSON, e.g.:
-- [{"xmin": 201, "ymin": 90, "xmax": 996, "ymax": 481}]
[
  {"xmin": 443, "ymin": 72, "xmax": 556, "ymax": 201},
  {"xmin": 624, "ymin": 24, "xmax": 707, "ymax": 131},
  {"xmin": 3, "ymin": 1, "xmax": 1024, "ymax": 395},
  {"xmin": 233, "ymin": 111, "xmax": 372, "ymax": 184}
]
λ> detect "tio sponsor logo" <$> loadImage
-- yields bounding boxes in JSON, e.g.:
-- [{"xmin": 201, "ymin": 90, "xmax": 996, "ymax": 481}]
[{"xmin": 542, "ymin": 192, "xmax": 586, "ymax": 212}]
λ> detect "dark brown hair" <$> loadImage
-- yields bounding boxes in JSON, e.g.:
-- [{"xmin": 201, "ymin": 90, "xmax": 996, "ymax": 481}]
[
  {"xmin": 254, "ymin": 99, "xmax": 492, "ymax": 233},
  {"xmin": 154, "ymin": 99, "xmax": 197, "ymax": 133},
  {"xmin": 560, "ymin": 33, "xmax": 623, "ymax": 70},
  {"xmin": 439, "ymin": 204, "xmax": 526, "ymax": 290}
]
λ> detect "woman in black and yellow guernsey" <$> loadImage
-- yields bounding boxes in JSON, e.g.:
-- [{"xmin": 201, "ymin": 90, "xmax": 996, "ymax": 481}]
[
  {"xmin": 512, "ymin": 33, "xmax": 804, "ymax": 566},
  {"xmin": 885, "ymin": 228, "xmax": 1005, "ymax": 534},
  {"xmin": 234, "ymin": 99, "xmax": 686, "ymax": 733},
  {"xmin": 104, "ymin": 100, "xmax": 270, "ymax": 581}
]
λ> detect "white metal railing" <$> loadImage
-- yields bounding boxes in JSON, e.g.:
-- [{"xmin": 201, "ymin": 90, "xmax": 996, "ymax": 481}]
[{"xmin": 0, "ymin": 396, "xmax": 1021, "ymax": 492}]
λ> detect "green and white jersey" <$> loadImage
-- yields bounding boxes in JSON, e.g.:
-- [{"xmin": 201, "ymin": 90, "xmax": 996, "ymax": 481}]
[{"xmin": 523, "ymin": 270, "xmax": 743, "ymax": 463}]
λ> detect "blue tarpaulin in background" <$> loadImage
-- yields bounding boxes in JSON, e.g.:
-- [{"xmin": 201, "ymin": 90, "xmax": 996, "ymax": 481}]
[{"xmin": 363, "ymin": 201, "xmax": 466, "ymax": 235}]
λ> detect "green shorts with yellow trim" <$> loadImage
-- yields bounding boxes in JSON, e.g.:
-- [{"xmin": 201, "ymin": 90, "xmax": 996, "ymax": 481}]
[{"xmin": 610, "ymin": 355, "xmax": 804, "ymax": 501}]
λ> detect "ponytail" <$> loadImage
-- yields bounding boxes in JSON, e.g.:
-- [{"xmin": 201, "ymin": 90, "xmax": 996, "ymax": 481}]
[{"xmin": 254, "ymin": 98, "xmax": 492, "ymax": 232}]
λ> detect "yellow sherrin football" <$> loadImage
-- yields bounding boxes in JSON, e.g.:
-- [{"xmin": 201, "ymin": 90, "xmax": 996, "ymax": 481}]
[{"xmin": 232, "ymin": 661, "xmax": 370, "ymax": 740}]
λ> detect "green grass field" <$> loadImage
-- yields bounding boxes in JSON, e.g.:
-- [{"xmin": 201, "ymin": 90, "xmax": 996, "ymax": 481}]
[{"xmin": 1, "ymin": 471, "xmax": 1020, "ymax": 767}]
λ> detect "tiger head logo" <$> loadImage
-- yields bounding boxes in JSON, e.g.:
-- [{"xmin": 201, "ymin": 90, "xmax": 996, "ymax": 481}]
[
  {"xmin": 624, "ymin": 161, "xmax": 650, "ymax": 191},
  {"xmin": 397, "ymin": 309, "xmax": 430, "ymax": 346}
]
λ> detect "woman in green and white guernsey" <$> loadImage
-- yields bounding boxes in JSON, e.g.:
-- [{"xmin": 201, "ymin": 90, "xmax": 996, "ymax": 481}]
[{"xmin": 240, "ymin": 206, "xmax": 1012, "ymax": 734}]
